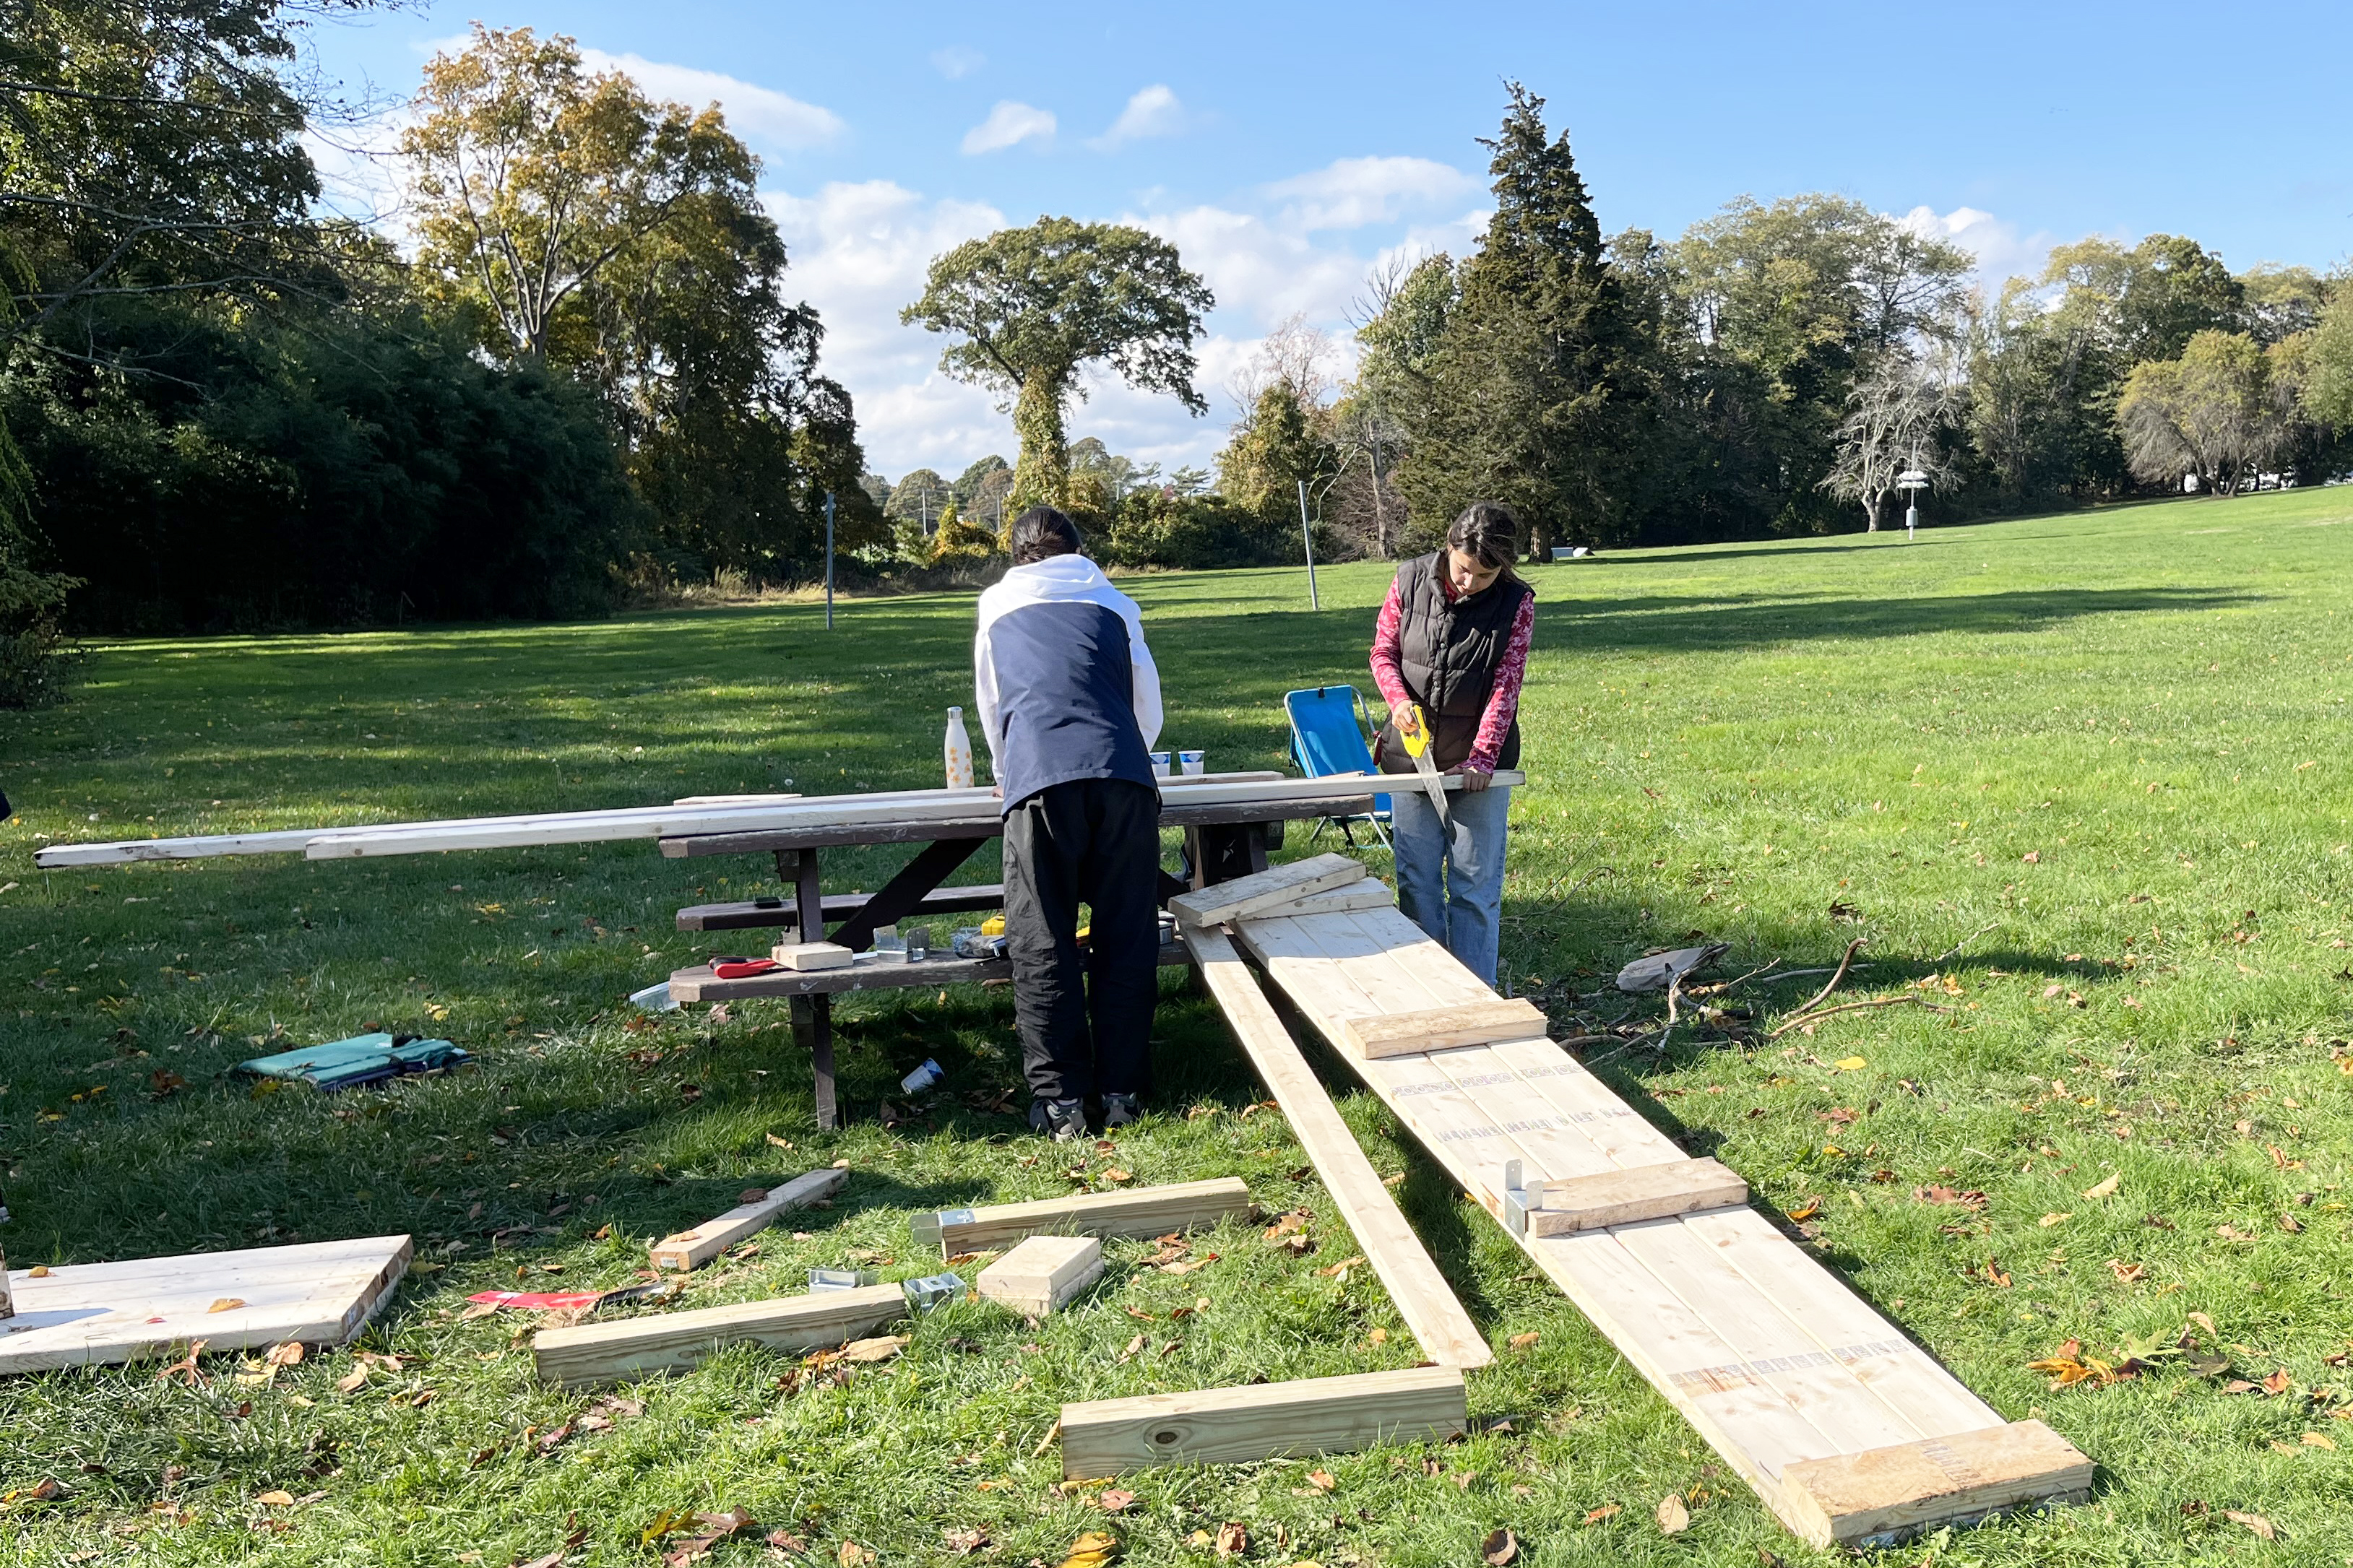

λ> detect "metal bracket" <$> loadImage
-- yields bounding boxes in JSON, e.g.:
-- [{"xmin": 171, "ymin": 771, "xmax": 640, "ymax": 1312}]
[{"xmin": 1501, "ymin": 1158, "xmax": 1531, "ymax": 1238}]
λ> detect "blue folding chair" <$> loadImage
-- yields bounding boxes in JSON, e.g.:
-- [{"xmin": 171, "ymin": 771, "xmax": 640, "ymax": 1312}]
[{"xmin": 1283, "ymin": 685, "xmax": 1391, "ymax": 849}]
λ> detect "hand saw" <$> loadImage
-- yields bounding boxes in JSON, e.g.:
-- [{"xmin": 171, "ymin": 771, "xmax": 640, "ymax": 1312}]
[{"xmin": 1396, "ymin": 702, "xmax": 1449, "ymax": 822}]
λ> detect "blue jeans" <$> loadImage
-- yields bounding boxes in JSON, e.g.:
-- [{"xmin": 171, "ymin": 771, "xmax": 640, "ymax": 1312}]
[{"xmin": 1389, "ymin": 784, "xmax": 1510, "ymax": 986}]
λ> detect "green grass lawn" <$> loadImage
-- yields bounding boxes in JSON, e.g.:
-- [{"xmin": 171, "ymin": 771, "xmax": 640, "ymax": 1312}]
[{"xmin": 6, "ymin": 488, "xmax": 2353, "ymax": 1567}]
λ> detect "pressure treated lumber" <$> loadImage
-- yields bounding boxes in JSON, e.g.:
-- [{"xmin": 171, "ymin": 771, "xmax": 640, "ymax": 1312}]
[
  {"xmin": 1168, "ymin": 852, "xmax": 1366, "ymax": 929},
  {"xmin": 975, "ymin": 1235, "xmax": 1103, "ymax": 1315},
  {"xmin": 1778, "ymin": 1421, "xmax": 2095, "ymax": 1548},
  {"xmin": 532, "ymin": 1283, "xmax": 904, "ymax": 1387},
  {"xmin": 1337, "ymin": 997, "xmax": 1549, "ymax": 1060},
  {"xmin": 910, "ymin": 1177, "xmax": 1251, "ymax": 1255},
  {"xmin": 1221, "ymin": 901, "xmax": 2090, "ymax": 1547},
  {"xmin": 0, "ymin": 1236, "xmax": 412, "ymax": 1374},
  {"xmin": 1184, "ymin": 929, "xmax": 1490, "ymax": 1368},
  {"xmin": 1060, "ymin": 1366, "xmax": 1466, "ymax": 1476},
  {"xmin": 1233, "ymin": 882, "xmax": 1395, "ymax": 921},
  {"xmin": 770, "ymin": 941, "xmax": 853, "ymax": 971},
  {"xmin": 1527, "ymin": 1157, "xmax": 1748, "ymax": 1237},
  {"xmin": 649, "ymin": 1168, "xmax": 847, "ymax": 1272}
]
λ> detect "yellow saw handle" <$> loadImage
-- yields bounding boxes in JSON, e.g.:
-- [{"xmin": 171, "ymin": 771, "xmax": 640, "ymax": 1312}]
[{"xmin": 1398, "ymin": 702, "xmax": 1433, "ymax": 760}]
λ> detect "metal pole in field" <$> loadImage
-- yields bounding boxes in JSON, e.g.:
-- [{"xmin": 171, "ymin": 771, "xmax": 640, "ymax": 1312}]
[
  {"xmin": 1296, "ymin": 478, "xmax": 1320, "ymax": 610},
  {"xmin": 824, "ymin": 490, "xmax": 836, "ymax": 630}
]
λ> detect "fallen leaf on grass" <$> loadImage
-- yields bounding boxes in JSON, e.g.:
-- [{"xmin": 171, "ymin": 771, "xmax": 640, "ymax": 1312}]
[
  {"xmin": 2108, "ymin": 1260, "xmax": 2146, "ymax": 1283},
  {"xmin": 2224, "ymin": 1510, "xmax": 2276, "ymax": 1541},
  {"xmin": 254, "ymin": 1490, "xmax": 297, "ymax": 1507},
  {"xmin": 1481, "ymin": 1526, "xmax": 1519, "ymax": 1564},
  {"xmin": 2304, "ymin": 1431, "xmax": 2336, "ymax": 1449},
  {"xmin": 1058, "ymin": 1532, "xmax": 1119, "ymax": 1568},
  {"xmin": 840, "ymin": 1335, "xmax": 909, "ymax": 1364},
  {"xmin": 2082, "ymin": 1173, "xmax": 2120, "ymax": 1200},
  {"xmin": 1264, "ymin": 1210, "xmax": 1310, "ymax": 1241},
  {"xmin": 1508, "ymin": 1332, "xmax": 1540, "ymax": 1353},
  {"xmin": 2262, "ymin": 1369, "xmax": 2296, "ymax": 1396},
  {"xmin": 1657, "ymin": 1494, "xmax": 1691, "ymax": 1534},
  {"xmin": 663, "ymin": 1509, "xmax": 760, "ymax": 1567},
  {"xmin": 1913, "ymin": 1185, "xmax": 1987, "ymax": 1210},
  {"xmin": 1783, "ymin": 1200, "xmax": 1820, "ymax": 1223},
  {"xmin": 1833, "ymin": 1057, "xmax": 1867, "ymax": 1071},
  {"xmin": 1582, "ymin": 1503, "xmax": 1620, "ymax": 1524},
  {"xmin": 941, "ymin": 1527, "xmax": 988, "ymax": 1555},
  {"xmin": 1095, "ymin": 1490, "xmax": 1135, "ymax": 1514},
  {"xmin": 156, "ymin": 1342, "xmax": 210, "ymax": 1386},
  {"xmin": 1160, "ymin": 1255, "xmax": 1217, "ymax": 1276},
  {"xmin": 2039, "ymin": 1213, "xmax": 2073, "ymax": 1227},
  {"xmin": 1214, "ymin": 1522, "xmax": 1248, "ymax": 1557},
  {"xmin": 1306, "ymin": 1470, "xmax": 1334, "ymax": 1491},
  {"xmin": 1315, "ymin": 1255, "xmax": 1365, "ymax": 1279}
]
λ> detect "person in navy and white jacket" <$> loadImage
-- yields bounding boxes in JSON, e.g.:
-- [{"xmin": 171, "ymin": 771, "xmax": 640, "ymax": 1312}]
[{"xmin": 974, "ymin": 506, "xmax": 1165, "ymax": 1142}]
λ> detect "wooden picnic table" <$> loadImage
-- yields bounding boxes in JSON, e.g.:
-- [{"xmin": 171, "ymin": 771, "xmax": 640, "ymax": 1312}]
[{"xmin": 657, "ymin": 781, "xmax": 1394, "ymax": 1129}]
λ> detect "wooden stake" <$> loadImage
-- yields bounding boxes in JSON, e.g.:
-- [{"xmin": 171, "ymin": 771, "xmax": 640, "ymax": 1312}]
[
  {"xmin": 1059, "ymin": 1366, "xmax": 1466, "ymax": 1476},
  {"xmin": 649, "ymin": 1168, "xmax": 848, "ymax": 1272},
  {"xmin": 532, "ymin": 1283, "xmax": 904, "ymax": 1387}
]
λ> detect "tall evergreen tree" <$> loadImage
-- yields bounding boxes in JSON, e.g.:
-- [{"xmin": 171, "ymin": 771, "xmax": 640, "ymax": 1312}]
[{"xmin": 1393, "ymin": 84, "xmax": 1656, "ymax": 553}]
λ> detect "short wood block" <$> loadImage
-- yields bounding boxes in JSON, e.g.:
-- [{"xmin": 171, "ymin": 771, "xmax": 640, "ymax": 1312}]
[
  {"xmin": 910, "ymin": 1177, "xmax": 1251, "ymax": 1256},
  {"xmin": 1169, "ymin": 854, "xmax": 1366, "ymax": 929},
  {"xmin": 1778, "ymin": 1420, "xmax": 2094, "ymax": 1548},
  {"xmin": 1060, "ymin": 1366, "xmax": 1467, "ymax": 1477},
  {"xmin": 532, "ymin": 1283, "xmax": 905, "ymax": 1387},
  {"xmin": 771, "ymin": 941, "xmax": 853, "ymax": 971},
  {"xmin": 975, "ymin": 1234, "xmax": 1104, "ymax": 1315},
  {"xmin": 1339, "ymin": 998, "xmax": 1550, "ymax": 1060},
  {"xmin": 1236, "ymin": 883, "xmax": 1395, "ymax": 922},
  {"xmin": 649, "ymin": 1167, "xmax": 848, "ymax": 1271},
  {"xmin": 1527, "ymin": 1157, "xmax": 1750, "ymax": 1236}
]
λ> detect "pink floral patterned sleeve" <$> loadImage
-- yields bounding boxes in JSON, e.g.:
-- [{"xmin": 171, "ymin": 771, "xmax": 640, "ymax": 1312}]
[
  {"xmin": 1464, "ymin": 591, "xmax": 1535, "ymax": 774},
  {"xmin": 1368, "ymin": 576, "xmax": 1413, "ymax": 716}
]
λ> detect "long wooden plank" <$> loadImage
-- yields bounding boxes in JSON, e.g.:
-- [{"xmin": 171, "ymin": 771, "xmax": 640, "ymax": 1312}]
[
  {"xmin": 649, "ymin": 1169, "xmax": 848, "ymax": 1271},
  {"xmin": 1230, "ymin": 902, "xmax": 2089, "ymax": 1545},
  {"xmin": 1530, "ymin": 1158, "xmax": 1749, "ymax": 1236},
  {"xmin": 1779, "ymin": 1421, "xmax": 2096, "ymax": 1549},
  {"xmin": 1339, "ymin": 997, "xmax": 1550, "ymax": 1059},
  {"xmin": 0, "ymin": 1236, "xmax": 413, "ymax": 1374},
  {"xmin": 1060, "ymin": 1366, "xmax": 1466, "ymax": 1476},
  {"xmin": 668, "ymin": 937, "xmax": 1191, "ymax": 1003},
  {"xmin": 1185, "ymin": 929, "xmax": 1490, "ymax": 1369},
  {"xmin": 531, "ymin": 1284, "xmax": 905, "ymax": 1387},
  {"xmin": 1168, "ymin": 852, "xmax": 1366, "ymax": 928},
  {"xmin": 911, "ymin": 1178, "xmax": 1252, "ymax": 1256},
  {"xmin": 1230, "ymin": 883, "xmax": 1396, "ymax": 922}
]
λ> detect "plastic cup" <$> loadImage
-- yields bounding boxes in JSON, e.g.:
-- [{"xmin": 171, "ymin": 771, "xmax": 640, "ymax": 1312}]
[
  {"xmin": 1179, "ymin": 749, "xmax": 1206, "ymax": 776},
  {"xmin": 1149, "ymin": 751, "xmax": 1172, "ymax": 778},
  {"xmin": 901, "ymin": 1057, "xmax": 944, "ymax": 1094}
]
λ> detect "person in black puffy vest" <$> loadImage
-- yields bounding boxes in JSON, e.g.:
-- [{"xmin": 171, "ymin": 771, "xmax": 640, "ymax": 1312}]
[{"xmin": 1367, "ymin": 502, "xmax": 1535, "ymax": 984}]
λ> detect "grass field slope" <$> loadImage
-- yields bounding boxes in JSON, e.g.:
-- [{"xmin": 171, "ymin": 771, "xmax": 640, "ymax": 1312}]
[{"xmin": 4, "ymin": 488, "xmax": 2353, "ymax": 1566}]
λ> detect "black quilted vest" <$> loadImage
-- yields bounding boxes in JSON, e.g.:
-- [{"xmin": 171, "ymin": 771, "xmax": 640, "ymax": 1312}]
[{"xmin": 1375, "ymin": 550, "xmax": 1532, "ymax": 774}]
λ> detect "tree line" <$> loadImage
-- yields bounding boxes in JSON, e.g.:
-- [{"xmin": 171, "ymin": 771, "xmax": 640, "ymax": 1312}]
[{"xmin": 0, "ymin": 1, "xmax": 878, "ymax": 698}]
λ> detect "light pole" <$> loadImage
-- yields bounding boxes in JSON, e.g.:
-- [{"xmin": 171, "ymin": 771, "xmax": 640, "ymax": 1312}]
[
  {"xmin": 824, "ymin": 490, "xmax": 836, "ymax": 628},
  {"xmin": 1295, "ymin": 478, "xmax": 1321, "ymax": 610}
]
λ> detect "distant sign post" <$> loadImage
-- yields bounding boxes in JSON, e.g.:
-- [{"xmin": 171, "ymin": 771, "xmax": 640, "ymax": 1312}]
[{"xmin": 1896, "ymin": 466, "xmax": 1929, "ymax": 543}]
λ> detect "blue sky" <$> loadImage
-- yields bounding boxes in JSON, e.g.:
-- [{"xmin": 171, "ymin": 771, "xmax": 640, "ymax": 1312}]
[{"xmin": 303, "ymin": 0, "xmax": 2353, "ymax": 480}]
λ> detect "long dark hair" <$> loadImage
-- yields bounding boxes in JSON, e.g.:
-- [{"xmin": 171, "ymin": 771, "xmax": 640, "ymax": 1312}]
[{"xmin": 1446, "ymin": 501, "xmax": 1523, "ymax": 584}]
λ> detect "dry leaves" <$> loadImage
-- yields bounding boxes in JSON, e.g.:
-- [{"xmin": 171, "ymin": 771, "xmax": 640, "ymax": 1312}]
[
  {"xmin": 207, "ymin": 1298, "xmax": 246, "ymax": 1314},
  {"xmin": 1214, "ymin": 1522, "xmax": 1248, "ymax": 1558},
  {"xmin": 1314, "ymin": 1255, "xmax": 1365, "ymax": 1281},
  {"xmin": 660, "ymin": 1509, "xmax": 759, "ymax": 1568},
  {"xmin": 1480, "ymin": 1526, "xmax": 1519, "ymax": 1564},
  {"xmin": 1095, "ymin": 1490, "xmax": 1135, "ymax": 1514},
  {"xmin": 1508, "ymin": 1332, "xmax": 1540, "ymax": 1353},
  {"xmin": 2082, "ymin": 1172, "xmax": 2120, "ymax": 1200},
  {"xmin": 1582, "ymin": 1503, "xmax": 1620, "ymax": 1525},
  {"xmin": 1656, "ymin": 1493, "xmax": 1691, "ymax": 1534},
  {"xmin": 2224, "ymin": 1509, "xmax": 2276, "ymax": 1541},
  {"xmin": 1306, "ymin": 1470, "xmax": 1335, "ymax": 1491},
  {"xmin": 1913, "ymin": 1185, "xmax": 1988, "ymax": 1210}
]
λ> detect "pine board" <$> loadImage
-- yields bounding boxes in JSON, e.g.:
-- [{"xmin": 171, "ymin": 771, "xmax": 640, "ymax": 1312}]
[
  {"xmin": 0, "ymin": 1236, "xmax": 412, "ymax": 1374},
  {"xmin": 1060, "ymin": 1366, "xmax": 1467, "ymax": 1476},
  {"xmin": 1223, "ymin": 903, "xmax": 2081, "ymax": 1546},
  {"xmin": 649, "ymin": 1168, "xmax": 848, "ymax": 1271},
  {"xmin": 532, "ymin": 1284, "xmax": 905, "ymax": 1387},
  {"xmin": 910, "ymin": 1178, "xmax": 1252, "ymax": 1255}
]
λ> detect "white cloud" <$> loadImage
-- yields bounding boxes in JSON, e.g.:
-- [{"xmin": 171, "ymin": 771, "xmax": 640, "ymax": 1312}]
[
  {"xmin": 930, "ymin": 46, "xmax": 985, "ymax": 79},
  {"xmin": 576, "ymin": 50, "xmax": 844, "ymax": 150},
  {"xmin": 1263, "ymin": 155, "xmax": 1480, "ymax": 231},
  {"xmin": 1090, "ymin": 85, "xmax": 1187, "ymax": 150},
  {"xmin": 961, "ymin": 100, "xmax": 1056, "ymax": 155},
  {"xmin": 1135, "ymin": 204, "xmax": 1370, "ymax": 329},
  {"xmin": 1899, "ymin": 204, "xmax": 2058, "ymax": 295}
]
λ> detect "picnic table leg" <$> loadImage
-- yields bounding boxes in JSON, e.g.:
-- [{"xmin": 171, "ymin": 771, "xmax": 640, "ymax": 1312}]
[
  {"xmin": 787, "ymin": 846, "xmax": 840, "ymax": 1131},
  {"xmin": 824, "ymin": 836, "xmax": 986, "ymax": 952}
]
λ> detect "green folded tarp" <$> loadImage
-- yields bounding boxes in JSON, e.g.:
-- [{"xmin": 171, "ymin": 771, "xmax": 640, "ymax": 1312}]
[{"xmin": 234, "ymin": 1032, "xmax": 470, "ymax": 1092}]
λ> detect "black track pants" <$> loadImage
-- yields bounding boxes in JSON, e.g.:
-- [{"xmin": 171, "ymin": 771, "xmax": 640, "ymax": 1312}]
[{"xmin": 1001, "ymin": 777, "xmax": 1161, "ymax": 1101}]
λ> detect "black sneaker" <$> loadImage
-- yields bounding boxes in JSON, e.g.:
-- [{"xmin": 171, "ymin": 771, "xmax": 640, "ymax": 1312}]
[
  {"xmin": 1100, "ymin": 1092, "xmax": 1143, "ymax": 1130},
  {"xmin": 1028, "ymin": 1096, "xmax": 1086, "ymax": 1143}
]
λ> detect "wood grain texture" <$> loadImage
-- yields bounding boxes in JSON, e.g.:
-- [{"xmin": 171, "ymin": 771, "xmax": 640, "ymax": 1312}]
[
  {"xmin": 769, "ymin": 942, "xmax": 853, "ymax": 971},
  {"xmin": 1778, "ymin": 1421, "xmax": 2095, "ymax": 1548},
  {"xmin": 1060, "ymin": 1366, "xmax": 1466, "ymax": 1476},
  {"xmin": 1337, "ymin": 997, "xmax": 1550, "ymax": 1060},
  {"xmin": 910, "ymin": 1178, "xmax": 1251, "ymax": 1255},
  {"xmin": 975, "ymin": 1236, "xmax": 1104, "ymax": 1315},
  {"xmin": 649, "ymin": 1169, "xmax": 848, "ymax": 1271},
  {"xmin": 1168, "ymin": 853, "xmax": 1366, "ymax": 929},
  {"xmin": 0, "ymin": 1236, "xmax": 412, "ymax": 1374},
  {"xmin": 1528, "ymin": 1158, "xmax": 1749, "ymax": 1236},
  {"xmin": 531, "ymin": 1284, "xmax": 905, "ymax": 1387},
  {"xmin": 1233, "ymin": 883, "xmax": 1396, "ymax": 921},
  {"xmin": 1185, "ymin": 929, "xmax": 1490, "ymax": 1369}
]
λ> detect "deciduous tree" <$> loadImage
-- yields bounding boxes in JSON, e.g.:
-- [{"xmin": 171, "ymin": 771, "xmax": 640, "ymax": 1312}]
[{"xmin": 902, "ymin": 217, "xmax": 1212, "ymax": 510}]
